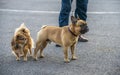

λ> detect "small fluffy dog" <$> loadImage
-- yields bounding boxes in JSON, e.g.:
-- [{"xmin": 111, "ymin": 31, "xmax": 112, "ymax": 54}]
[
  {"xmin": 11, "ymin": 23, "xmax": 34, "ymax": 61},
  {"xmin": 33, "ymin": 16, "xmax": 89, "ymax": 63}
]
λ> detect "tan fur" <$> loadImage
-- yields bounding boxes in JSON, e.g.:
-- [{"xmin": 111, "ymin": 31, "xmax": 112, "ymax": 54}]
[
  {"xmin": 33, "ymin": 16, "xmax": 88, "ymax": 63},
  {"xmin": 11, "ymin": 23, "xmax": 34, "ymax": 61}
]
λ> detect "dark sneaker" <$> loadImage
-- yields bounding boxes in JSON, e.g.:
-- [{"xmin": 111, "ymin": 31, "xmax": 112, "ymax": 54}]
[
  {"xmin": 78, "ymin": 35, "xmax": 88, "ymax": 42},
  {"xmin": 55, "ymin": 44, "xmax": 61, "ymax": 47}
]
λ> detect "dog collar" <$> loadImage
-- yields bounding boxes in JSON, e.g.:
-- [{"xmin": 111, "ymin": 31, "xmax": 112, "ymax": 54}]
[{"xmin": 68, "ymin": 27, "xmax": 77, "ymax": 37}]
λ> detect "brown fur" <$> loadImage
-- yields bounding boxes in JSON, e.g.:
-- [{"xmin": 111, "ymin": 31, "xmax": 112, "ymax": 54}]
[
  {"xmin": 33, "ymin": 16, "xmax": 88, "ymax": 63},
  {"xmin": 11, "ymin": 23, "xmax": 34, "ymax": 61}
]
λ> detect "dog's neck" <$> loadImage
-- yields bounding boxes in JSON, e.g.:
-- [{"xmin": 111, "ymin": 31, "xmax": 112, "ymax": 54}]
[{"xmin": 68, "ymin": 27, "xmax": 78, "ymax": 37}]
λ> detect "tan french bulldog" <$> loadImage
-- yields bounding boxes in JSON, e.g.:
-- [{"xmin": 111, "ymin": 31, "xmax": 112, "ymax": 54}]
[{"xmin": 33, "ymin": 16, "xmax": 89, "ymax": 63}]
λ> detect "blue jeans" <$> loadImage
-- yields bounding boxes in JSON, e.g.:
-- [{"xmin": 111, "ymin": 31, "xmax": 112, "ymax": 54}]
[{"xmin": 59, "ymin": 0, "xmax": 88, "ymax": 27}]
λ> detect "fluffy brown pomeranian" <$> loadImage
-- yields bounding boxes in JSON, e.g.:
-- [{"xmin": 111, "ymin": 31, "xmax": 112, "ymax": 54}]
[{"xmin": 11, "ymin": 23, "xmax": 34, "ymax": 61}]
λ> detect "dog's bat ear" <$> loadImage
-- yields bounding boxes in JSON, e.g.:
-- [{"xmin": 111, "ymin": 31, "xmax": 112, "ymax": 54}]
[{"xmin": 71, "ymin": 16, "xmax": 77, "ymax": 25}]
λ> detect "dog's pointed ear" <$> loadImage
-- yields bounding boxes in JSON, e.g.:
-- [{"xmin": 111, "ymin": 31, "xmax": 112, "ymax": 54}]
[{"xmin": 71, "ymin": 16, "xmax": 77, "ymax": 25}]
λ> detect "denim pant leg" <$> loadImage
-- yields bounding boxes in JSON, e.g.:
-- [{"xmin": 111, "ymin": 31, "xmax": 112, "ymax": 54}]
[
  {"xmin": 59, "ymin": 0, "xmax": 73, "ymax": 27},
  {"xmin": 75, "ymin": 0, "xmax": 88, "ymax": 21}
]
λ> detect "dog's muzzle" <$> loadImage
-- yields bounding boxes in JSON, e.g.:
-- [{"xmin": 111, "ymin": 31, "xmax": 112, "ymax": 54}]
[{"xmin": 80, "ymin": 26, "xmax": 89, "ymax": 34}]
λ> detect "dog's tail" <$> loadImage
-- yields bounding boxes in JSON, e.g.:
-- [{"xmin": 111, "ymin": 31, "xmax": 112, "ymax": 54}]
[
  {"xmin": 18, "ymin": 23, "xmax": 27, "ymax": 30},
  {"xmin": 14, "ymin": 23, "xmax": 31, "ymax": 36},
  {"xmin": 36, "ymin": 25, "xmax": 47, "ymax": 43},
  {"xmin": 14, "ymin": 23, "xmax": 26, "ymax": 34},
  {"xmin": 20, "ymin": 23, "xmax": 26, "ymax": 28},
  {"xmin": 41, "ymin": 25, "xmax": 47, "ymax": 29}
]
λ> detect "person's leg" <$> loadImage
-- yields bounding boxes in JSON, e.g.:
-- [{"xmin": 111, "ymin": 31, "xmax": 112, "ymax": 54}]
[
  {"xmin": 59, "ymin": 0, "xmax": 73, "ymax": 27},
  {"xmin": 75, "ymin": 0, "xmax": 88, "ymax": 42},
  {"xmin": 56, "ymin": 0, "xmax": 73, "ymax": 47},
  {"xmin": 75, "ymin": 0, "xmax": 88, "ymax": 21}
]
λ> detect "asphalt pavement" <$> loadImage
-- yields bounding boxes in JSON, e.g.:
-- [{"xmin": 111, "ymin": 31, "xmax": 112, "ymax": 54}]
[{"xmin": 0, "ymin": 0, "xmax": 120, "ymax": 75}]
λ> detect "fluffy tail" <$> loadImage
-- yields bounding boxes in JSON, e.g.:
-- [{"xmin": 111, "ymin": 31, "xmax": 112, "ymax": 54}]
[
  {"xmin": 14, "ymin": 23, "xmax": 26, "ymax": 34},
  {"xmin": 36, "ymin": 25, "xmax": 47, "ymax": 43},
  {"xmin": 20, "ymin": 23, "xmax": 26, "ymax": 28}
]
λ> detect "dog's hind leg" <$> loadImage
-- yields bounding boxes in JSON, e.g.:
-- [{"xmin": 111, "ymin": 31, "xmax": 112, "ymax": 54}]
[
  {"xmin": 39, "ymin": 41, "xmax": 47, "ymax": 58},
  {"xmin": 28, "ymin": 48, "xmax": 32, "ymax": 56},
  {"xmin": 33, "ymin": 41, "xmax": 41, "ymax": 60}
]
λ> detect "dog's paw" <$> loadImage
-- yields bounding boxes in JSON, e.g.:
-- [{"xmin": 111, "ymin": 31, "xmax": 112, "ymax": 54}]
[
  {"xmin": 23, "ymin": 57, "xmax": 27, "ymax": 61},
  {"xmin": 39, "ymin": 56, "xmax": 44, "ymax": 58},
  {"xmin": 33, "ymin": 56, "xmax": 38, "ymax": 61},
  {"xmin": 34, "ymin": 58, "xmax": 38, "ymax": 61},
  {"xmin": 29, "ymin": 54, "xmax": 32, "ymax": 57},
  {"xmin": 20, "ymin": 54, "xmax": 24, "ymax": 57},
  {"xmin": 16, "ymin": 58, "xmax": 20, "ymax": 61},
  {"xmin": 39, "ymin": 55, "xmax": 44, "ymax": 58},
  {"xmin": 71, "ymin": 56, "xmax": 77, "ymax": 60},
  {"xmin": 64, "ymin": 59, "xmax": 70, "ymax": 63}
]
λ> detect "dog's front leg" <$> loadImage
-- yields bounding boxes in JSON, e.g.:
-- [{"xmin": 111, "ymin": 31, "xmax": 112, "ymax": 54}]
[
  {"xmin": 23, "ymin": 47, "xmax": 28, "ymax": 61},
  {"xmin": 15, "ymin": 53, "xmax": 20, "ymax": 61},
  {"xmin": 12, "ymin": 51, "xmax": 20, "ymax": 61},
  {"xmin": 70, "ymin": 44, "xmax": 77, "ymax": 60},
  {"xmin": 20, "ymin": 49, "xmax": 24, "ymax": 57},
  {"xmin": 33, "ymin": 47, "xmax": 39, "ymax": 60},
  {"xmin": 63, "ymin": 47, "xmax": 70, "ymax": 63},
  {"xmin": 29, "ymin": 48, "xmax": 32, "ymax": 56}
]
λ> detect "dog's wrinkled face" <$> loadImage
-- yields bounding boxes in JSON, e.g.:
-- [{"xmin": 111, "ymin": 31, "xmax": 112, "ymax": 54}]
[{"xmin": 71, "ymin": 16, "xmax": 89, "ymax": 34}]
